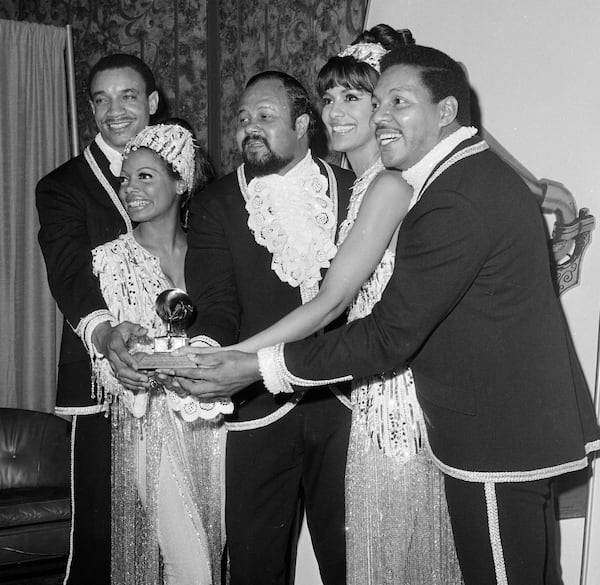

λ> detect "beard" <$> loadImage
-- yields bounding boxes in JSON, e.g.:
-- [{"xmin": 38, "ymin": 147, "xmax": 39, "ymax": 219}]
[{"xmin": 242, "ymin": 135, "xmax": 294, "ymax": 176}]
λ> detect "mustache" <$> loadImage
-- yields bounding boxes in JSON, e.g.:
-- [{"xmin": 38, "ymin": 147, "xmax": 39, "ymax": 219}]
[
  {"xmin": 375, "ymin": 124, "xmax": 398, "ymax": 132},
  {"xmin": 242, "ymin": 134, "xmax": 269, "ymax": 149}
]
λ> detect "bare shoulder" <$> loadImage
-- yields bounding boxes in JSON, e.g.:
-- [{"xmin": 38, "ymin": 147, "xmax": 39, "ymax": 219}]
[{"xmin": 367, "ymin": 168, "xmax": 412, "ymax": 199}]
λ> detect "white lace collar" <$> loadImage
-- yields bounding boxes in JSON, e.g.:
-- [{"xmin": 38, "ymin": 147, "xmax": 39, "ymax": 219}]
[
  {"xmin": 94, "ymin": 133, "xmax": 123, "ymax": 177},
  {"xmin": 240, "ymin": 150, "xmax": 338, "ymax": 291},
  {"xmin": 402, "ymin": 126, "xmax": 478, "ymax": 199}
]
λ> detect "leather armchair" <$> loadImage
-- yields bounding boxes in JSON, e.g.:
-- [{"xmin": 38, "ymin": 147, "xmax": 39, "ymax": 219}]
[{"xmin": 0, "ymin": 408, "xmax": 71, "ymax": 569}]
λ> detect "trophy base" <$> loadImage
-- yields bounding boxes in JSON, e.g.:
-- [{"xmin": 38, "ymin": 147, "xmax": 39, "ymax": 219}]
[
  {"xmin": 134, "ymin": 352, "xmax": 196, "ymax": 370},
  {"xmin": 154, "ymin": 335, "xmax": 188, "ymax": 352}
]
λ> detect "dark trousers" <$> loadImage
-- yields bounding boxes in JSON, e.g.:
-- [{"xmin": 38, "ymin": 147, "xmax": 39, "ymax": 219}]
[
  {"xmin": 225, "ymin": 392, "xmax": 351, "ymax": 585},
  {"xmin": 444, "ymin": 475, "xmax": 563, "ymax": 585},
  {"xmin": 65, "ymin": 413, "xmax": 111, "ymax": 585}
]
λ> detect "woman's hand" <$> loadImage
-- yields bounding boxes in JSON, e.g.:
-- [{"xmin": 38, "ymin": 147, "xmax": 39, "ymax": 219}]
[
  {"xmin": 156, "ymin": 349, "xmax": 260, "ymax": 401},
  {"xmin": 92, "ymin": 321, "xmax": 150, "ymax": 390}
]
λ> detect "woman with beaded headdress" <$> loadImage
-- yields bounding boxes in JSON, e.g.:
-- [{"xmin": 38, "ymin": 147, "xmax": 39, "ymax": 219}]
[
  {"xmin": 88, "ymin": 121, "xmax": 230, "ymax": 585},
  {"xmin": 207, "ymin": 24, "xmax": 463, "ymax": 585}
]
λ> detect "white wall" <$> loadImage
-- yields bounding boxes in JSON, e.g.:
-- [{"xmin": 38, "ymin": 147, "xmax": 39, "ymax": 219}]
[
  {"xmin": 365, "ymin": 1, "xmax": 600, "ymax": 583},
  {"xmin": 296, "ymin": 3, "xmax": 600, "ymax": 582},
  {"xmin": 295, "ymin": 516, "xmax": 322, "ymax": 585}
]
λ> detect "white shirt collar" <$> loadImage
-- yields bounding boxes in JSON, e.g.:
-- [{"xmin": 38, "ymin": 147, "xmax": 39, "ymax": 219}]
[
  {"xmin": 94, "ymin": 133, "xmax": 123, "ymax": 177},
  {"xmin": 402, "ymin": 126, "xmax": 478, "ymax": 196},
  {"xmin": 278, "ymin": 149, "xmax": 313, "ymax": 178}
]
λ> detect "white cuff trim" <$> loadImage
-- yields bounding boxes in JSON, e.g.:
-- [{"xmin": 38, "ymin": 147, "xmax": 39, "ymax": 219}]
[
  {"xmin": 74, "ymin": 309, "xmax": 117, "ymax": 357},
  {"xmin": 258, "ymin": 344, "xmax": 294, "ymax": 394},
  {"xmin": 258, "ymin": 343, "xmax": 353, "ymax": 393},
  {"xmin": 189, "ymin": 335, "xmax": 221, "ymax": 348}
]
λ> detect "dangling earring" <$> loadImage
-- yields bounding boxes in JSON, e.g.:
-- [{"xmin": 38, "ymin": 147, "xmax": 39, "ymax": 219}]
[
  {"xmin": 180, "ymin": 191, "xmax": 191, "ymax": 229},
  {"xmin": 176, "ymin": 179, "xmax": 186, "ymax": 196}
]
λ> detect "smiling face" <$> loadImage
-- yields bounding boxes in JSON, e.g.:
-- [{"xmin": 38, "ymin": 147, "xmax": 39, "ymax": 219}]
[
  {"xmin": 118, "ymin": 148, "xmax": 184, "ymax": 224},
  {"xmin": 372, "ymin": 64, "xmax": 457, "ymax": 170},
  {"xmin": 321, "ymin": 85, "xmax": 376, "ymax": 158},
  {"xmin": 235, "ymin": 79, "xmax": 308, "ymax": 176},
  {"xmin": 90, "ymin": 67, "xmax": 158, "ymax": 152}
]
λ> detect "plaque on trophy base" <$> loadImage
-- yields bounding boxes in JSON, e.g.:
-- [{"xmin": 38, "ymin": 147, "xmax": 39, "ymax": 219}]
[{"xmin": 135, "ymin": 288, "xmax": 196, "ymax": 370}]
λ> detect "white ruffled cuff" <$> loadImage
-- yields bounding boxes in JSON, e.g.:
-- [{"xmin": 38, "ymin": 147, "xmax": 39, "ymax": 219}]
[
  {"xmin": 165, "ymin": 389, "xmax": 234, "ymax": 421},
  {"xmin": 74, "ymin": 309, "xmax": 117, "ymax": 357},
  {"xmin": 257, "ymin": 344, "xmax": 294, "ymax": 395},
  {"xmin": 174, "ymin": 334, "xmax": 233, "ymax": 420}
]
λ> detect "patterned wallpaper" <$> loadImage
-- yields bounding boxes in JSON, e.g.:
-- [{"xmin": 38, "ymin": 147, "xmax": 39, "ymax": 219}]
[
  {"xmin": 1, "ymin": 0, "xmax": 209, "ymax": 152},
  {"xmin": 1, "ymin": 0, "xmax": 368, "ymax": 174},
  {"xmin": 218, "ymin": 0, "xmax": 367, "ymax": 171}
]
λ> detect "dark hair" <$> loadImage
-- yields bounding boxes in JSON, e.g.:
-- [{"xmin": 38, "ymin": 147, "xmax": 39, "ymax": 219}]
[
  {"xmin": 87, "ymin": 53, "xmax": 157, "ymax": 99},
  {"xmin": 354, "ymin": 24, "xmax": 415, "ymax": 49},
  {"xmin": 316, "ymin": 25, "xmax": 415, "ymax": 96},
  {"xmin": 245, "ymin": 70, "xmax": 319, "ymax": 141},
  {"xmin": 380, "ymin": 45, "xmax": 471, "ymax": 125}
]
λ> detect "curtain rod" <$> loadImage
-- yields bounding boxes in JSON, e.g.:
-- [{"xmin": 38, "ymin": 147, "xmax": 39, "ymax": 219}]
[{"xmin": 65, "ymin": 24, "xmax": 79, "ymax": 157}]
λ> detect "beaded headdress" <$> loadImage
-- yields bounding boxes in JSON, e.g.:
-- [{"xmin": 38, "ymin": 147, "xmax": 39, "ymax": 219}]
[
  {"xmin": 123, "ymin": 124, "xmax": 196, "ymax": 191},
  {"xmin": 337, "ymin": 42, "xmax": 389, "ymax": 73}
]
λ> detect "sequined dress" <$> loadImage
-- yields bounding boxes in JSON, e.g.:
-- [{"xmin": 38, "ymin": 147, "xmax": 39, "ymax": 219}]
[
  {"xmin": 92, "ymin": 233, "xmax": 223, "ymax": 585},
  {"xmin": 340, "ymin": 161, "xmax": 463, "ymax": 585}
]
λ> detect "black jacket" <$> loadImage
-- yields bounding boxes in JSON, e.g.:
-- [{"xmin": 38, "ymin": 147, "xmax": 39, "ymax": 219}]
[
  {"xmin": 186, "ymin": 158, "xmax": 355, "ymax": 422},
  {"xmin": 36, "ymin": 141, "xmax": 128, "ymax": 409},
  {"xmin": 282, "ymin": 137, "xmax": 600, "ymax": 478}
]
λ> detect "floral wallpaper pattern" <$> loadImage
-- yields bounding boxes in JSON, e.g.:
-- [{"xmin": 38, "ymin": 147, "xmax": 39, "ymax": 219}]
[
  {"xmin": 218, "ymin": 0, "xmax": 367, "ymax": 172},
  {"xmin": 1, "ymin": 0, "xmax": 367, "ymax": 174}
]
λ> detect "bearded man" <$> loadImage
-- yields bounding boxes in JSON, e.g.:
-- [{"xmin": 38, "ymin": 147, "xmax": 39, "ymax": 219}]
[
  {"xmin": 173, "ymin": 48, "xmax": 600, "ymax": 585},
  {"xmin": 184, "ymin": 71, "xmax": 355, "ymax": 585}
]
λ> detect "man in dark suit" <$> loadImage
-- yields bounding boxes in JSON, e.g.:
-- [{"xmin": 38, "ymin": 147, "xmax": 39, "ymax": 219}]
[
  {"xmin": 172, "ymin": 47, "xmax": 600, "ymax": 584},
  {"xmin": 182, "ymin": 71, "xmax": 354, "ymax": 585},
  {"xmin": 36, "ymin": 54, "xmax": 158, "ymax": 585}
]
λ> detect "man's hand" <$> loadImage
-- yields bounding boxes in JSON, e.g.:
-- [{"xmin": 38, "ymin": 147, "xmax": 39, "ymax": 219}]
[
  {"xmin": 92, "ymin": 321, "xmax": 149, "ymax": 390},
  {"xmin": 157, "ymin": 349, "xmax": 260, "ymax": 401}
]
